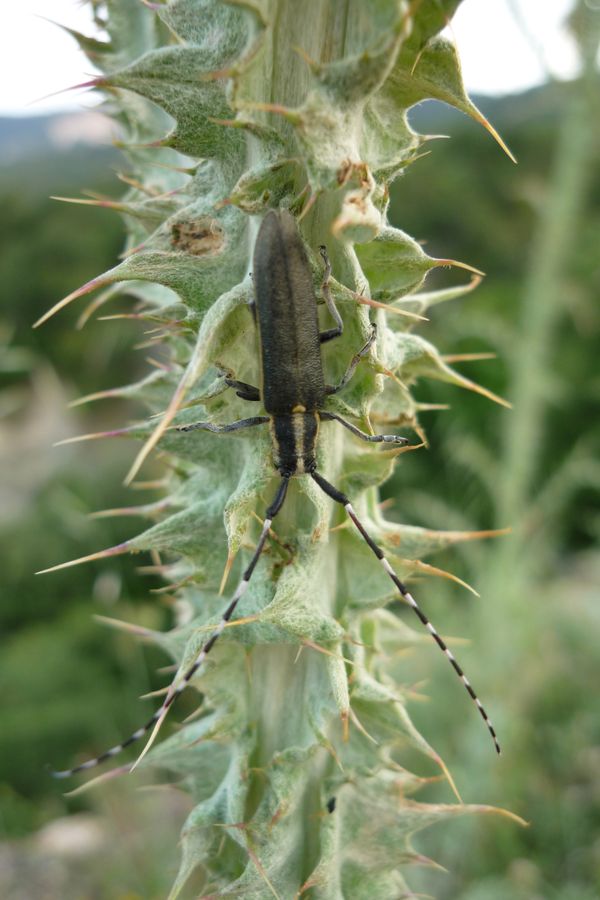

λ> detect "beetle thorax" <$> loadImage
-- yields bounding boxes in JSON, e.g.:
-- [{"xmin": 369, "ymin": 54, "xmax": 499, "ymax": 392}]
[{"xmin": 270, "ymin": 412, "xmax": 319, "ymax": 476}]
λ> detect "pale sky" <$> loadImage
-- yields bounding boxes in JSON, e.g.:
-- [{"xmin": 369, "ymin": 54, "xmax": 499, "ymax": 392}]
[{"xmin": 1, "ymin": 0, "xmax": 580, "ymax": 116}]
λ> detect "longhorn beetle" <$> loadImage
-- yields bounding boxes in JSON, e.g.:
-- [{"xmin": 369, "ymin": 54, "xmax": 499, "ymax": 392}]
[{"xmin": 52, "ymin": 209, "xmax": 499, "ymax": 778}]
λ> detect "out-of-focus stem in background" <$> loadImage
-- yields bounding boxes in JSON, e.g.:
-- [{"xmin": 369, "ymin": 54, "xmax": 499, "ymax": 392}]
[{"xmin": 491, "ymin": 0, "xmax": 599, "ymax": 597}]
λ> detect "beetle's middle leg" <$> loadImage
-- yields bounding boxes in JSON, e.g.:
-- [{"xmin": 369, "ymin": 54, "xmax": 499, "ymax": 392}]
[
  {"xmin": 177, "ymin": 416, "xmax": 269, "ymax": 434},
  {"xmin": 325, "ymin": 325, "xmax": 377, "ymax": 395}
]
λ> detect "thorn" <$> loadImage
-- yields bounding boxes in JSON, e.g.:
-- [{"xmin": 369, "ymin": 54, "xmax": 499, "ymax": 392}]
[
  {"xmin": 219, "ymin": 552, "xmax": 236, "ymax": 595},
  {"xmin": 120, "ymin": 239, "xmax": 148, "ymax": 258},
  {"xmin": 53, "ymin": 425, "xmax": 138, "ymax": 446},
  {"xmin": 403, "ymin": 149, "xmax": 432, "ymax": 167},
  {"xmin": 33, "ymin": 277, "xmax": 106, "ymax": 328},
  {"xmin": 76, "ymin": 287, "xmax": 119, "ymax": 330},
  {"xmin": 51, "ymin": 195, "xmax": 130, "ymax": 213},
  {"xmin": 447, "ymin": 369, "xmax": 512, "ymax": 409},
  {"xmin": 410, "ymin": 44, "xmax": 426, "ymax": 77},
  {"xmin": 150, "ymin": 548, "xmax": 162, "ymax": 567},
  {"xmin": 206, "ymin": 116, "xmax": 241, "ymax": 128},
  {"xmin": 68, "ymin": 388, "xmax": 120, "ymax": 407},
  {"xmin": 237, "ymin": 101, "xmax": 302, "ymax": 126},
  {"xmin": 98, "ymin": 312, "xmax": 149, "ymax": 322},
  {"xmin": 408, "ymin": 559, "xmax": 480, "ymax": 597},
  {"xmin": 351, "ymin": 291, "xmax": 428, "ymax": 321},
  {"xmin": 244, "ymin": 842, "xmax": 282, "ymax": 900},
  {"xmin": 436, "ymin": 526, "xmax": 512, "ymax": 544},
  {"xmin": 89, "ymin": 499, "xmax": 169, "ymax": 519},
  {"xmin": 115, "ymin": 171, "xmax": 160, "ymax": 195},
  {"xmin": 433, "ymin": 258, "xmax": 486, "ymax": 278},
  {"xmin": 414, "ymin": 403, "xmax": 450, "ymax": 412},
  {"xmin": 341, "ymin": 709, "xmax": 349, "ymax": 742},
  {"xmin": 36, "ymin": 542, "xmax": 130, "ymax": 575},
  {"xmin": 144, "ymin": 356, "xmax": 171, "ymax": 371},
  {"xmin": 27, "ymin": 77, "xmax": 103, "ymax": 107},
  {"xmin": 291, "ymin": 43, "xmax": 318, "ymax": 72},
  {"xmin": 301, "ymin": 639, "xmax": 354, "ymax": 666},
  {"xmin": 58, "ymin": 765, "xmax": 132, "ymax": 795},
  {"xmin": 348, "ymin": 707, "xmax": 378, "ymax": 745},
  {"xmin": 472, "ymin": 110, "xmax": 517, "ymax": 164},
  {"xmin": 130, "ymin": 478, "xmax": 169, "ymax": 490},
  {"xmin": 113, "ymin": 135, "xmax": 170, "ymax": 152},
  {"xmin": 155, "ymin": 664, "xmax": 178, "ymax": 675},
  {"xmin": 297, "ymin": 190, "xmax": 318, "ymax": 222},
  {"xmin": 433, "ymin": 753, "xmax": 463, "ymax": 804},
  {"xmin": 480, "ymin": 807, "xmax": 529, "ymax": 828},
  {"xmin": 93, "ymin": 614, "xmax": 155, "ymax": 637},
  {"xmin": 130, "ymin": 706, "xmax": 170, "ymax": 772},
  {"xmin": 150, "ymin": 575, "xmax": 195, "ymax": 595},
  {"xmin": 380, "ymin": 440, "xmax": 426, "ymax": 460},
  {"xmin": 442, "ymin": 352, "xmax": 497, "ymax": 363},
  {"xmin": 123, "ymin": 378, "xmax": 186, "ymax": 485},
  {"xmin": 140, "ymin": 686, "xmax": 170, "ymax": 700},
  {"xmin": 143, "ymin": 158, "xmax": 199, "ymax": 176},
  {"xmin": 378, "ymin": 364, "xmax": 410, "ymax": 391}
]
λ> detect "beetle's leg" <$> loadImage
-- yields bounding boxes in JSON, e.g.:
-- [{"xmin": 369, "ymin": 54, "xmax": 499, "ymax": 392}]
[
  {"xmin": 177, "ymin": 416, "xmax": 269, "ymax": 434},
  {"xmin": 325, "ymin": 324, "xmax": 377, "ymax": 395},
  {"xmin": 214, "ymin": 363, "xmax": 260, "ymax": 401},
  {"xmin": 224, "ymin": 377, "xmax": 261, "ymax": 402},
  {"xmin": 320, "ymin": 410, "xmax": 407, "ymax": 445},
  {"xmin": 318, "ymin": 245, "xmax": 344, "ymax": 344}
]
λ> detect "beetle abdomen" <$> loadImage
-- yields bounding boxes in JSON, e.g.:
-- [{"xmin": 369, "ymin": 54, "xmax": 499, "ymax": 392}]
[{"xmin": 270, "ymin": 412, "xmax": 319, "ymax": 476}]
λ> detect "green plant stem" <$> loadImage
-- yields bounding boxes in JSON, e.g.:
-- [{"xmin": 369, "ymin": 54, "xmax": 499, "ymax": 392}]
[{"xmin": 493, "ymin": 46, "xmax": 599, "ymax": 587}]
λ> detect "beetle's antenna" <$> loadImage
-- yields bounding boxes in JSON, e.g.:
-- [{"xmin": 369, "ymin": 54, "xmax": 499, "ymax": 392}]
[
  {"xmin": 310, "ymin": 470, "xmax": 500, "ymax": 754},
  {"xmin": 51, "ymin": 476, "xmax": 290, "ymax": 779}
]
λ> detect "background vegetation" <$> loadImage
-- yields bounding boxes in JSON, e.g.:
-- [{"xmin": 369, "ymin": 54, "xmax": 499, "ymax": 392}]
[{"xmin": 1, "ymin": 68, "xmax": 598, "ymax": 900}]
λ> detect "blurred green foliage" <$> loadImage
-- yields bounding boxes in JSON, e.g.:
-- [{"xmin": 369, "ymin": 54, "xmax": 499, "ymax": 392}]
[{"xmin": 0, "ymin": 138, "xmax": 173, "ymax": 838}]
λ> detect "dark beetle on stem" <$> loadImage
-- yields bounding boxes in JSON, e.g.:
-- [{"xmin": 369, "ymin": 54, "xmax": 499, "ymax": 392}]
[{"xmin": 51, "ymin": 209, "xmax": 499, "ymax": 779}]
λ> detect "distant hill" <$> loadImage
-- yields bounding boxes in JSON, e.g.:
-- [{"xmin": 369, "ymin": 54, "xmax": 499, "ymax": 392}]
[
  {"xmin": 0, "ymin": 111, "xmax": 119, "ymax": 194},
  {"xmin": 0, "ymin": 111, "xmax": 115, "ymax": 162},
  {"xmin": 409, "ymin": 81, "xmax": 568, "ymax": 134}
]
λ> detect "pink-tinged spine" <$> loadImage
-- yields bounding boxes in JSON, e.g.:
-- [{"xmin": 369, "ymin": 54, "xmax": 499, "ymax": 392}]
[
  {"xmin": 33, "ymin": 276, "xmax": 109, "ymax": 328},
  {"xmin": 36, "ymin": 541, "xmax": 131, "ymax": 575}
]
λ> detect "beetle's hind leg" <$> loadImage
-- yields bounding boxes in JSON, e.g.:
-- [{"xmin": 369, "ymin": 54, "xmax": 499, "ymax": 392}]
[{"xmin": 320, "ymin": 410, "xmax": 407, "ymax": 445}]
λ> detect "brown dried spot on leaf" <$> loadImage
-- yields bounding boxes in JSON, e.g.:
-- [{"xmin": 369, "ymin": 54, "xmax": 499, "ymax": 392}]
[{"xmin": 171, "ymin": 217, "xmax": 225, "ymax": 256}]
